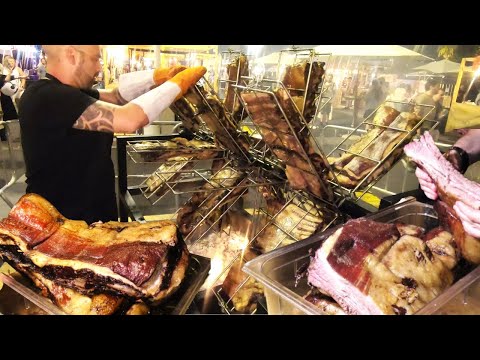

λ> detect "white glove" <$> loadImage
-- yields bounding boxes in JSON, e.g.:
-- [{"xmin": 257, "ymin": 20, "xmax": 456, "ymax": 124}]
[
  {"xmin": 453, "ymin": 201, "xmax": 480, "ymax": 238},
  {"xmin": 415, "ymin": 167, "xmax": 438, "ymax": 200}
]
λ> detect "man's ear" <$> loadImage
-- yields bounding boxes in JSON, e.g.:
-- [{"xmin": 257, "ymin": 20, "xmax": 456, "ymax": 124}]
[{"xmin": 65, "ymin": 46, "xmax": 77, "ymax": 66}]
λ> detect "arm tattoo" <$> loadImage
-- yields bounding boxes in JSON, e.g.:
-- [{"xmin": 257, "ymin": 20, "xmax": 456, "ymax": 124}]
[{"xmin": 74, "ymin": 104, "xmax": 115, "ymax": 133}]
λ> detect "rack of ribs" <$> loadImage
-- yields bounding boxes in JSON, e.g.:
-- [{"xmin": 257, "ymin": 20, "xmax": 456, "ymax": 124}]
[
  {"xmin": 328, "ymin": 108, "xmax": 421, "ymax": 190},
  {"xmin": 281, "ymin": 60, "xmax": 325, "ymax": 123},
  {"xmin": 0, "ymin": 194, "xmax": 190, "ymax": 312},
  {"xmin": 176, "ymin": 166, "xmax": 247, "ymax": 239},
  {"xmin": 170, "ymin": 80, "xmax": 251, "ymax": 162},
  {"xmin": 240, "ymin": 89, "xmax": 334, "ymax": 202},
  {"xmin": 130, "ymin": 137, "xmax": 221, "ymax": 163},
  {"xmin": 224, "ymin": 53, "xmax": 249, "ymax": 122},
  {"xmin": 404, "ymin": 131, "xmax": 480, "ymax": 264}
]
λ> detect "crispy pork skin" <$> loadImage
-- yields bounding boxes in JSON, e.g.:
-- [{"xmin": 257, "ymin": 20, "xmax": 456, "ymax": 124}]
[
  {"xmin": 307, "ymin": 218, "xmax": 457, "ymax": 314},
  {"xmin": 0, "ymin": 194, "xmax": 190, "ymax": 305},
  {"xmin": 404, "ymin": 132, "xmax": 480, "ymax": 263}
]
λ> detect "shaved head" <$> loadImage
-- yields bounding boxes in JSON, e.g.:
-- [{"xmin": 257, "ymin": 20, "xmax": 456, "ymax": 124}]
[{"xmin": 41, "ymin": 45, "xmax": 103, "ymax": 90}]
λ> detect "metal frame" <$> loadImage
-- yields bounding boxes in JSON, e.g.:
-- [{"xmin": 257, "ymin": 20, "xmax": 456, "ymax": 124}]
[
  {"xmin": 170, "ymin": 76, "xmax": 252, "ymax": 163},
  {"xmin": 324, "ymin": 101, "xmax": 439, "ymax": 202},
  {"xmin": 235, "ymin": 80, "xmax": 345, "ymax": 209},
  {"xmin": 0, "ymin": 120, "xmax": 25, "ymax": 208}
]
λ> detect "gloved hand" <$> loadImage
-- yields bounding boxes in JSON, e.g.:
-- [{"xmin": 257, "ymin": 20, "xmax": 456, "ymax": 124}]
[
  {"xmin": 153, "ymin": 65, "xmax": 187, "ymax": 86},
  {"xmin": 168, "ymin": 66, "xmax": 207, "ymax": 100},
  {"xmin": 453, "ymin": 201, "xmax": 480, "ymax": 238}
]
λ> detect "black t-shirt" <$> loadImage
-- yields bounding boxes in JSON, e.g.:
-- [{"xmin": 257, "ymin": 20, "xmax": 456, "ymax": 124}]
[{"xmin": 18, "ymin": 73, "xmax": 118, "ymax": 224}]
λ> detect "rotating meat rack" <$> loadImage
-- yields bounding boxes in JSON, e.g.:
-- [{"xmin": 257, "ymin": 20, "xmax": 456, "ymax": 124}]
[
  {"xmin": 324, "ymin": 101, "xmax": 439, "ymax": 202},
  {"xmin": 169, "ymin": 76, "xmax": 252, "ymax": 164},
  {"xmin": 119, "ymin": 48, "xmax": 348, "ymax": 314}
]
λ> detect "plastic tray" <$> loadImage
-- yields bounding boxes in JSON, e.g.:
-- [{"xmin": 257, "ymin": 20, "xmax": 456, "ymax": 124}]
[
  {"xmin": 244, "ymin": 198, "xmax": 479, "ymax": 315},
  {"xmin": 0, "ymin": 254, "xmax": 210, "ymax": 315}
]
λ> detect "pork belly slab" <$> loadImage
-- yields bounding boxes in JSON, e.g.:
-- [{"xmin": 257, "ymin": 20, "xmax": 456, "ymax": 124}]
[
  {"xmin": 0, "ymin": 194, "xmax": 189, "ymax": 306},
  {"xmin": 307, "ymin": 218, "xmax": 456, "ymax": 315},
  {"xmin": 404, "ymin": 131, "xmax": 480, "ymax": 263}
]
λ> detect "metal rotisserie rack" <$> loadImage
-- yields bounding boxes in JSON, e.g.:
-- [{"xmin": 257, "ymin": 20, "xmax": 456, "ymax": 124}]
[
  {"xmin": 120, "ymin": 48, "xmax": 348, "ymax": 314},
  {"xmin": 324, "ymin": 101, "xmax": 439, "ymax": 202}
]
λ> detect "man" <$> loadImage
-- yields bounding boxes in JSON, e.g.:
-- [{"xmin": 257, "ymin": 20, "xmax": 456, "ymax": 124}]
[
  {"xmin": 18, "ymin": 45, "xmax": 206, "ymax": 224},
  {"xmin": 416, "ymin": 129, "xmax": 480, "ymax": 238},
  {"xmin": 413, "ymin": 78, "xmax": 441, "ymax": 121}
]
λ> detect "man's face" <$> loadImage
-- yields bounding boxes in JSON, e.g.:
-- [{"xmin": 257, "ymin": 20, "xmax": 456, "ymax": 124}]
[
  {"xmin": 431, "ymin": 84, "xmax": 441, "ymax": 95},
  {"xmin": 72, "ymin": 45, "xmax": 102, "ymax": 89}
]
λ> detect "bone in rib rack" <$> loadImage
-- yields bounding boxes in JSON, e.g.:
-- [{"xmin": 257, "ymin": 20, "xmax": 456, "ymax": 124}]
[{"xmin": 325, "ymin": 101, "xmax": 439, "ymax": 202}]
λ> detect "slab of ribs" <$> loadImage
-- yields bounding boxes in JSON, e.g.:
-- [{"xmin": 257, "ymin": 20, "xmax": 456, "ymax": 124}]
[
  {"xmin": 224, "ymin": 53, "xmax": 249, "ymax": 122},
  {"xmin": 132, "ymin": 137, "xmax": 220, "ymax": 163},
  {"xmin": 328, "ymin": 106, "xmax": 421, "ymax": 189},
  {"xmin": 0, "ymin": 194, "xmax": 190, "ymax": 314},
  {"xmin": 241, "ymin": 63, "xmax": 334, "ymax": 202},
  {"xmin": 170, "ymin": 83, "xmax": 250, "ymax": 161},
  {"xmin": 221, "ymin": 186, "xmax": 326, "ymax": 313},
  {"xmin": 404, "ymin": 131, "xmax": 480, "ymax": 264},
  {"xmin": 307, "ymin": 218, "xmax": 458, "ymax": 315},
  {"xmin": 176, "ymin": 166, "xmax": 247, "ymax": 239}
]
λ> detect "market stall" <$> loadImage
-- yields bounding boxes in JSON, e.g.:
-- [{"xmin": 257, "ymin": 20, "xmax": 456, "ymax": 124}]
[{"xmin": 1, "ymin": 46, "xmax": 480, "ymax": 315}]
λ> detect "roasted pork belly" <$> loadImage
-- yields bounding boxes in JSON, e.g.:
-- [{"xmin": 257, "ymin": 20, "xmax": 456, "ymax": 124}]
[{"xmin": 0, "ymin": 194, "xmax": 190, "ymax": 306}]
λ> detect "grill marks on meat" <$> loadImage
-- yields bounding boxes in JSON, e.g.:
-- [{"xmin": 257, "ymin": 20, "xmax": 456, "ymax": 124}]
[
  {"xmin": 176, "ymin": 166, "xmax": 246, "ymax": 238},
  {"xmin": 241, "ymin": 91, "xmax": 334, "ymax": 201},
  {"xmin": 224, "ymin": 54, "xmax": 249, "ymax": 122},
  {"xmin": 329, "ymin": 109, "xmax": 420, "ymax": 189},
  {"xmin": 0, "ymin": 194, "xmax": 190, "ymax": 306},
  {"xmin": 404, "ymin": 132, "xmax": 480, "ymax": 264},
  {"xmin": 307, "ymin": 218, "xmax": 458, "ymax": 314}
]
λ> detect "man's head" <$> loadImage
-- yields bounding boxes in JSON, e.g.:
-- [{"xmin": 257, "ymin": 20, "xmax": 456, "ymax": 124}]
[
  {"xmin": 425, "ymin": 78, "xmax": 440, "ymax": 94},
  {"xmin": 42, "ymin": 45, "xmax": 102, "ymax": 89}
]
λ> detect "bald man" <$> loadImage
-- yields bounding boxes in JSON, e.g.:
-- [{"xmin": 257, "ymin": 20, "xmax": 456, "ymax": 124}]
[{"xmin": 18, "ymin": 45, "xmax": 206, "ymax": 223}]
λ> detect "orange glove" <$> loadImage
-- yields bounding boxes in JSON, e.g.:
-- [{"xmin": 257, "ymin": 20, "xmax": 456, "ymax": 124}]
[
  {"xmin": 153, "ymin": 65, "xmax": 187, "ymax": 86},
  {"xmin": 169, "ymin": 66, "xmax": 207, "ymax": 100}
]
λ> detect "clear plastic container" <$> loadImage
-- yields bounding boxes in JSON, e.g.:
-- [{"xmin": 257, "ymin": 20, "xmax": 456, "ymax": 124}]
[
  {"xmin": 0, "ymin": 254, "xmax": 210, "ymax": 315},
  {"xmin": 244, "ymin": 198, "xmax": 480, "ymax": 315}
]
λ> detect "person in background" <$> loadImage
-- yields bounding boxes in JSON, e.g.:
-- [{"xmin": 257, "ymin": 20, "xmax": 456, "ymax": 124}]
[
  {"xmin": 363, "ymin": 79, "xmax": 383, "ymax": 119},
  {"xmin": 320, "ymin": 73, "xmax": 336, "ymax": 126},
  {"xmin": 414, "ymin": 78, "xmax": 441, "ymax": 121},
  {"xmin": 1, "ymin": 55, "xmax": 26, "ymax": 117},
  {"xmin": 416, "ymin": 128, "xmax": 480, "ymax": 237},
  {"xmin": 386, "ymin": 83, "xmax": 411, "ymax": 112},
  {"xmin": 18, "ymin": 45, "xmax": 206, "ymax": 224},
  {"xmin": 36, "ymin": 57, "xmax": 47, "ymax": 79}
]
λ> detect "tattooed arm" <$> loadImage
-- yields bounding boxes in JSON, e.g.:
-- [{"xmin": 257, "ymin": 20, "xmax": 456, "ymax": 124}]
[{"xmin": 73, "ymin": 101, "xmax": 148, "ymax": 133}]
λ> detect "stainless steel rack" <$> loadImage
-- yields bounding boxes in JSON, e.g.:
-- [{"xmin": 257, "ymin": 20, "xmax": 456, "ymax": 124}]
[
  {"xmin": 169, "ymin": 76, "xmax": 252, "ymax": 163},
  {"xmin": 324, "ymin": 101, "xmax": 439, "ymax": 202}
]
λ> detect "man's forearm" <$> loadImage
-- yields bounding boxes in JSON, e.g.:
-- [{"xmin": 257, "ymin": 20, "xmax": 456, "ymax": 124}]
[{"xmin": 98, "ymin": 88, "xmax": 128, "ymax": 105}]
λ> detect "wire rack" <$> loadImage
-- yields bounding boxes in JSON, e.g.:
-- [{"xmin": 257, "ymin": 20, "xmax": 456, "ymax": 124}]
[
  {"xmin": 217, "ymin": 50, "xmax": 251, "ymax": 121},
  {"xmin": 235, "ymin": 79, "xmax": 345, "ymax": 209},
  {"xmin": 126, "ymin": 138, "xmax": 224, "ymax": 164},
  {"xmin": 210, "ymin": 185, "xmax": 342, "ymax": 314},
  {"xmin": 169, "ymin": 76, "xmax": 252, "ymax": 164},
  {"xmin": 325, "ymin": 101, "xmax": 439, "ymax": 202}
]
